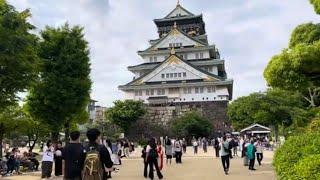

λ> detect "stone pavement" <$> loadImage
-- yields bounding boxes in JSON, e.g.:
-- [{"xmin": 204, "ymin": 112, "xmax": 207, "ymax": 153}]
[{"xmin": 3, "ymin": 147, "xmax": 276, "ymax": 180}]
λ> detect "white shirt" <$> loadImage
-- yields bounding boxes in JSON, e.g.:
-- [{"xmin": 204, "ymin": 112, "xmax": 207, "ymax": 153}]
[
  {"xmin": 174, "ymin": 141, "xmax": 182, "ymax": 152},
  {"xmin": 42, "ymin": 146, "xmax": 54, "ymax": 162},
  {"xmin": 146, "ymin": 145, "xmax": 151, "ymax": 153},
  {"xmin": 193, "ymin": 141, "xmax": 198, "ymax": 147}
]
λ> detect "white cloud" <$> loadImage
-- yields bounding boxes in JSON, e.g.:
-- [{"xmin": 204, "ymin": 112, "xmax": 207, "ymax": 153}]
[{"xmin": 8, "ymin": 0, "xmax": 320, "ymax": 106}]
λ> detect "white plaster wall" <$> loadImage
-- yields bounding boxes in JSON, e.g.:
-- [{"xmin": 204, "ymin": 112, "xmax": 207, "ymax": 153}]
[
  {"xmin": 125, "ymin": 86, "xmax": 229, "ymax": 103},
  {"xmin": 141, "ymin": 50, "xmax": 210, "ymax": 63},
  {"xmin": 155, "ymin": 34, "xmax": 199, "ymax": 49},
  {"xmin": 147, "ymin": 65, "xmax": 203, "ymax": 82}
]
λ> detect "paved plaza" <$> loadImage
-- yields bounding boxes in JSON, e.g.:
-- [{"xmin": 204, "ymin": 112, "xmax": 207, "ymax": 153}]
[{"xmin": 3, "ymin": 147, "xmax": 276, "ymax": 180}]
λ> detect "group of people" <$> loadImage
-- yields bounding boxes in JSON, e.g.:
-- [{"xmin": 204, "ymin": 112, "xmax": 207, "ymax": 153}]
[
  {"xmin": 41, "ymin": 129, "xmax": 125, "ymax": 180},
  {"xmin": 141, "ymin": 137, "xmax": 187, "ymax": 180},
  {"xmin": 0, "ymin": 145, "xmax": 40, "ymax": 176},
  {"xmin": 215, "ymin": 134, "xmax": 265, "ymax": 175},
  {"xmin": 192, "ymin": 137, "xmax": 209, "ymax": 154}
]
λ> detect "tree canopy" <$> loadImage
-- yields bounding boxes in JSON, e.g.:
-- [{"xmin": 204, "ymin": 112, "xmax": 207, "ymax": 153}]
[
  {"xmin": 106, "ymin": 100, "xmax": 145, "ymax": 135},
  {"xmin": 227, "ymin": 90, "xmax": 306, "ymax": 131},
  {"xmin": 26, "ymin": 24, "xmax": 91, "ymax": 141},
  {"xmin": 264, "ymin": 39, "xmax": 320, "ymax": 107},
  {"xmin": 289, "ymin": 23, "xmax": 320, "ymax": 48},
  {"xmin": 310, "ymin": 0, "xmax": 320, "ymax": 14},
  {"xmin": 0, "ymin": 0, "xmax": 39, "ymax": 109},
  {"xmin": 171, "ymin": 111, "xmax": 212, "ymax": 138}
]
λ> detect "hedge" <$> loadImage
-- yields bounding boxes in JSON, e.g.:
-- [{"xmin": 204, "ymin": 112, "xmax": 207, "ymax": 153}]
[
  {"xmin": 294, "ymin": 154, "xmax": 320, "ymax": 179},
  {"xmin": 273, "ymin": 131, "xmax": 320, "ymax": 180}
]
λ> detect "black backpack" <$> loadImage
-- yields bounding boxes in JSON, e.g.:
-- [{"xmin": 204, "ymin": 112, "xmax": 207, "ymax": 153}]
[{"xmin": 149, "ymin": 148, "xmax": 158, "ymax": 158}]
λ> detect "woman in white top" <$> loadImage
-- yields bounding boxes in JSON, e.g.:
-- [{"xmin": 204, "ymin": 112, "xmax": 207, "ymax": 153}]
[
  {"xmin": 41, "ymin": 140, "xmax": 54, "ymax": 179},
  {"xmin": 255, "ymin": 139, "xmax": 264, "ymax": 165}
]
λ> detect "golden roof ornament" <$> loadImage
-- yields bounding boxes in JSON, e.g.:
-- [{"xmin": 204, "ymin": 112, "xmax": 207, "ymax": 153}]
[
  {"xmin": 170, "ymin": 47, "xmax": 176, "ymax": 55},
  {"xmin": 173, "ymin": 22, "xmax": 177, "ymax": 29}
]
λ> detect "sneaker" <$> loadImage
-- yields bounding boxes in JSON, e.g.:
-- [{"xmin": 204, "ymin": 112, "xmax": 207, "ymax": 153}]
[{"xmin": 251, "ymin": 168, "xmax": 257, "ymax": 171}]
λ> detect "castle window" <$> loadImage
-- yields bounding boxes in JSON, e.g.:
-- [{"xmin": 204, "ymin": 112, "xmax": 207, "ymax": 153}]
[
  {"xmin": 169, "ymin": 43, "xmax": 172, "ymax": 47},
  {"xmin": 149, "ymin": 57, "xmax": 153, "ymax": 62},
  {"xmin": 146, "ymin": 90, "xmax": 149, "ymax": 95},
  {"xmin": 183, "ymin": 87, "xmax": 192, "ymax": 94},
  {"xmin": 166, "ymin": 74, "xmax": 169, "ymax": 78},
  {"xmin": 200, "ymin": 53, "xmax": 204, "ymax": 59},
  {"xmin": 157, "ymin": 89, "xmax": 165, "ymax": 95},
  {"xmin": 170, "ymin": 73, "xmax": 173, "ymax": 78},
  {"xmin": 150, "ymin": 89, "xmax": 154, "ymax": 95},
  {"xmin": 207, "ymin": 86, "xmax": 216, "ymax": 93},
  {"xmin": 174, "ymin": 73, "xmax": 177, "ymax": 77},
  {"xmin": 154, "ymin": 56, "xmax": 157, "ymax": 62},
  {"xmin": 183, "ymin": 72, "xmax": 187, "ymax": 77},
  {"xmin": 184, "ymin": 54, "xmax": 188, "ymax": 60},
  {"xmin": 180, "ymin": 43, "xmax": 182, "ymax": 47},
  {"xmin": 195, "ymin": 87, "xmax": 204, "ymax": 94},
  {"xmin": 208, "ymin": 66, "xmax": 213, "ymax": 72},
  {"xmin": 161, "ymin": 74, "xmax": 165, "ymax": 78},
  {"xmin": 135, "ymin": 90, "xmax": 143, "ymax": 96},
  {"xmin": 180, "ymin": 54, "xmax": 183, "ymax": 58},
  {"xmin": 195, "ymin": 53, "xmax": 199, "ymax": 59},
  {"xmin": 178, "ymin": 73, "xmax": 182, "ymax": 77}
]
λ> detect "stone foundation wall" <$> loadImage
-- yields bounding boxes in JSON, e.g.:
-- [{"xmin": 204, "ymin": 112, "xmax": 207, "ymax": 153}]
[{"xmin": 128, "ymin": 101, "xmax": 232, "ymax": 140}]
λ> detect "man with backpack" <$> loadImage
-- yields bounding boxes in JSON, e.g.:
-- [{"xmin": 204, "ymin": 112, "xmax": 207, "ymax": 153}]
[
  {"xmin": 220, "ymin": 136, "xmax": 230, "ymax": 175},
  {"xmin": 83, "ymin": 128, "xmax": 114, "ymax": 180},
  {"xmin": 62, "ymin": 131, "xmax": 86, "ymax": 180}
]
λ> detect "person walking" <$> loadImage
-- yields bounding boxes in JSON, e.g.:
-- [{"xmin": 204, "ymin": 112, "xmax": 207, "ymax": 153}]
[
  {"xmin": 233, "ymin": 138, "xmax": 239, "ymax": 156},
  {"xmin": 220, "ymin": 136, "xmax": 230, "ymax": 175},
  {"xmin": 117, "ymin": 140, "xmax": 123, "ymax": 165},
  {"xmin": 54, "ymin": 142, "xmax": 63, "ymax": 177},
  {"xmin": 41, "ymin": 140, "xmax": 54, "ymax": 179},
  {"xmin": 192, "ymin": 139, "xmax": 198, "ymax": 154},
  {"xmin": 182, "ymin": 138, "xmax": 187, "ymax": 154},
  {"xmin": 214, "ymin": 137, "xmax": 220, "ymax": 158},
  {"xmin": 174, "ymin": 138, "xmax": 182, "ymax": 164},
  {"xmin": 123, "ymin": 139, "xmax": 130, "ymax": 158},
  {"xmin": 255, "ymin": 139, "xmax": 263, "ymax": 165},
  {"xmin": 82, "ymin": 128, "xmax": 114, "ymax": 180},
  {"xmin": 165, "ymin": 139, "xmax": 173, "ymax": 165},
  {"xmin": 248, "ymin": 140, "xmax": 257, "ymax": 170},
  {"xmin": 142, "ymin": 145, "xmax": 148, "ymax": 178},
  {"xmin": 203, "ymin": 138, "xmax": 208, "ymax": 153},
  {"xmin": 146, "ymin": 138, "xmax": 163, "ymax": 180},
  {"xmin": 62, "ymin": 131, "xmax": 86, "ymax": 180}
]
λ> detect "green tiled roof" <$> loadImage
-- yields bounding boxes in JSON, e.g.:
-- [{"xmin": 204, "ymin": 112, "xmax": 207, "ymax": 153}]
[
  {"xmin": 154, "ymin": 14, "xmax": 202, "ymax": 22},
  {"xmin": 128, "ymin": 59, "xmax": 225, "ymax": 71},
  {"xmin": 123, "ymin": 54, "xmax": 225, "ymax": 88},
  {"xmin": 143, "ymin": 26, "xmax": 207, "ymax": 52},
  {"xmin": 164, "ymin": 4, "xmax": 195, "ymax": 19},
  {"xmin": 138, "ymin": 45, "xmax": 215, "ymax": 55}
]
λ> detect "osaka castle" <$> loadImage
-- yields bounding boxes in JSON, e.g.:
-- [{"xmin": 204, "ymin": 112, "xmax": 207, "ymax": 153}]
[{"xmin": 119, "ymin": 2, "xmax": 233, "ymax": 108}]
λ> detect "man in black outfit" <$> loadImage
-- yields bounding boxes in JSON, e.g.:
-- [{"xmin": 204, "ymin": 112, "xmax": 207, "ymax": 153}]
[
  {"xmin": 86, "ymin": 128, "xmax": 114, "ymax": 179},
  {"xmin": 62, "ymin": 131, "xmax": 86, "ymax": 180}
]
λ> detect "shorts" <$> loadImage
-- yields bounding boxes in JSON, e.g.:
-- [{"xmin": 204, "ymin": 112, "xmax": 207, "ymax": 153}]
[{"xmin": 166, "ymin": 155, "xmax": 173, "ymax": 159}]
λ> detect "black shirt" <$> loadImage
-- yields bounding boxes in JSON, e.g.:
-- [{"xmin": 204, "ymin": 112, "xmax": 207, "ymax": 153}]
[
  {"xmin": 87, "ymin": 142, "xmax": 113, "ymax": 169},
  {"xmin": 62, "ymin": 143, "xmax": 86, "ymax": 178}
]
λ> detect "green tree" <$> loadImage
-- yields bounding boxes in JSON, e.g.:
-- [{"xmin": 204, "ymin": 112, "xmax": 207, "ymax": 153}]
[
  {"xmin": 26, "ymin": 24, "xmax": 91, "ymax": 142},
  {"xmin": 0, "ymin": 0, "xmax": 39, "ymax": 109},
  {"xmin": 228, "ymin": 90, "xmax": 306, "ymax": 138},
  {"xmin": 171, "ymin": 111, "xmax": 212, "ymax": 138},
  {"xmin": 0, "ymin": 104, "xmax": 23, "ymax": 157},
  {"xmin": 106, "ymin": 100, "xmax": 145, "ymax": 135},
  {"xmin": 310, "ymin": 0, "xmax": 320, "ymax": 14},
  {"xmin": 87, "ymin": 120, "xmax": 121, "ymax": 141},
  {"xmin": 264, "ymin": 41, "xmax": 320, "ymax": 107},
  {"xmin": 289, "ymin": 23, "xmax": 320, "ymax": 48}
]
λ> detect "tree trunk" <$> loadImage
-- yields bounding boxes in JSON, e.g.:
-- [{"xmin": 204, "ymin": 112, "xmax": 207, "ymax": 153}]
[
  {"xmin": 64, "ymin": 123, "xmax": 70, "ymax": 144},
  {"xmin": 274, "ymin": 125, "xmax": 279, "ymax": 143},
  {"xmin": 51, "ymin": 131, "xmax": 60, "ymax": 144},
  {"xmin": 0, "ymin": 123, "xmax": 4, "ymax": 158}
]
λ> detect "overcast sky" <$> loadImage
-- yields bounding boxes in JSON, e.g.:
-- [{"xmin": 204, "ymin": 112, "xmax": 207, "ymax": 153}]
[{"xmin": 9, "ymin": 0, "xmax": 320, "ymax": 107}]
